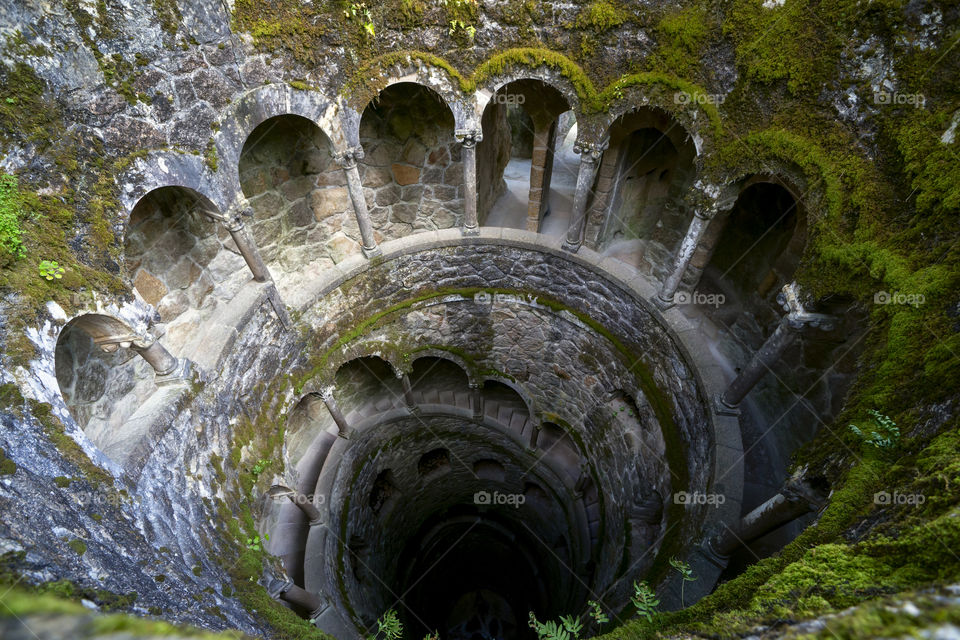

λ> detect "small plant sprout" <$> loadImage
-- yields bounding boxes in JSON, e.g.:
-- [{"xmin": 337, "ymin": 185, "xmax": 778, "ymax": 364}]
[
  {"xmin": 370, "ymin": 609, "xmax": 403, "ymax": 640},
  {"xmin": 245, "ymin": 533, "xmax": 268, "ymax": 551},
  {"xmin": 631, "ymin": 580, "xmax": 659, "ymax": 621},
  {"xmin": 422, "ymin": 632, "xmax": 439, "ymax": 640},
  {"xmin": 669, "ymin": 557, "xmax": 697, "ymax": 606},
  {"xmin": 849, "ymin": 410, "xmax": 900, "ymax": 449},
  {"xmin": 587, "ymin": 599, "xmax": 608, "ymax": 624},
  {"xmin": 529, "ymin": 612, "xmax": 583, "ymax": 640},
  {"xmin": 251, "ymin": 459, "xmax": 271, "ymax": 476},
  {"xmin": 38, "ymin": 260, "xmax": 65, "ymax": 280}
]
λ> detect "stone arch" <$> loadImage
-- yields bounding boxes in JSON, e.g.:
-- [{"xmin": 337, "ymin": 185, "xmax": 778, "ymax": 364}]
[
  {"xmin": 213, "ymin": 83, "xmax": 342, "ymax": 187},
  {"xmin": 593, "ymin": 108, "xmax": 698, "ymax": 271},
  {"xmin": 699, "ymin": 175, "xmax": 807, "ymax": 305},
  {"xmin": 357, "ymin": 82, "xmax": 461, "ymax": 237},
  {"xmin": 480, "ymin": 378, "xmax": 534, "ymax": 428},
  {"xmin": 409, "ymin": 355, "xmax": 470, "ymax": 395},
  {"xmin": 54, "ymin": 314, "xmax": 159, "ymax": 466},
  {"xmin": 126, "ymin": 186, "xmax": 248, "ymax": 352},
  {"xmin": 418, "ymin": 448, "xmax": 452, "ymax": 479},
  {"xmin": 118, "ymin": 151, "xmax": 229, "ymax": 225},
  {"xmin": 478, "ymin": 78, "xmax": 573, "ymax": 232},
  {"xmin": 333, "ymin": 355, "xmax": 404, "ymax": 414},
  {"xmin": 238, "ymin": 114, "xmax": 358, "ymax": 281}
]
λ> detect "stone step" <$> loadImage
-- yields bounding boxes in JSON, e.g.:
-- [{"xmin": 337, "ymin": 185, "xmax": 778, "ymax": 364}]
[{"xmin": 454, "ymin": 391, "xmax": 472, "ymax": 410}]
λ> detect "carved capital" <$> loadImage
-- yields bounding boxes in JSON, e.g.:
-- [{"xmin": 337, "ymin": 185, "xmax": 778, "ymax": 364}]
[
  {"xmin": 573, "ymin": 140, "xmax": 607, "ymax": 164},
  {"xmin": 334, "ymin": 146, "xmax": 365, "ymax": 169},
  {"xmin": 455, "ymin": 129, "xmax": 483, "ymax": 148},
  {"xmin": 778, "ymin": 283, "xmax": 836, "ymax": 331}
]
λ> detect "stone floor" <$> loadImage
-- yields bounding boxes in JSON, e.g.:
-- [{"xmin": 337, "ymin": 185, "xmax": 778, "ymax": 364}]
[{"xmin": 484, "ymin": 127, "xmax": 578, "ymax": 236}]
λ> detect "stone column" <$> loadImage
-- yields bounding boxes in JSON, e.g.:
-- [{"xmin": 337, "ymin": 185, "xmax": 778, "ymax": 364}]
[
  {"xmin": 708, "ymin": 471, "xmax": 825, "ymax": 558},
  {"xmin": 528, "ymin": 421, "xmax": 541, "ymax": 449},
  {"xmin": 526, "ymin": 124, "xmax": 555, "ymax": 232},
  {"xmin": 129, "ymin": 339, "xmax": 180, "ymax": 376},
  {"xmin": 470, "ymin": 383, "xmax": 483, "ymax": 421},
  {"xmin": 717, "ymin": 283, "xmax": 835, "ymax": 414},
  {"xmin": 335, "ymin": 146, "xmax": 380, "ymax": 258},
  {"xmin": 654, "ymin": 208, "xmax": 714, "ymax": 308},
  {"xmin": 401, "ymin": 373, "xmax": 416, "ymax": 409},
  {"xmin": 268, "ymin": 577, "xmax": 328, "ymax": 620},
  {"xmin": 266, "ymin": 485, "xmax": 323, "ymax": 526},
  {"xmin": 319, "ymin": 387, "xmax": 351, "ymax": 439},
  {"xmin": 561, "ymin": 141, "xmax": 606, "ymax": 253},
  {"xmin": 221, "ymin": 203, "xmax": 272, "ymax": 283},
  {"xmin": 456, "ymin": 129, "xmax": 482, "ymax": 235}
]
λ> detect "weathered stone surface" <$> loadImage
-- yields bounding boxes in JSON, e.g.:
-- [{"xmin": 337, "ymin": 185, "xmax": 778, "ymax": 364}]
[
  {"xmin": 391, "ymin": 163, "xmax": 421, "ymax": 186},
  {"xmin": 311, "ymin": 187, "xmax": 351, "ymax": 220},
  {"xmin": 133, "ymin": 270, "xmax": 168, "ymax": 306}
]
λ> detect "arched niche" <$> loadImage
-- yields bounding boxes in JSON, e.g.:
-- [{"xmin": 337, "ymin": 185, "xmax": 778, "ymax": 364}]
[
  {"xmin": 238, "ymin": 114, "xmax": 356, "ymax": 277},
  {"xmin": 358, "ymin": 83, "xmax": 460, "ymax": 237},
  {"xmin": 126, "ymin": 186, "xmax": 245, "ymax": 353},
  {"xmin": 333, "ymin": 355, "xmax": 403, "ymax": 415},
  {"xmin": 54, "ymin": 314, "xmax": 158, "ymax": 465}
]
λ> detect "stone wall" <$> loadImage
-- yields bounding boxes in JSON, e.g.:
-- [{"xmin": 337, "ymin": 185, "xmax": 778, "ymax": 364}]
[
  {"xmin": 476, "ymin": 102, "xmax": 511, "ymax": 224},
  {"xmin": 358, "ymin": 84, "xmax": 463, "ymax": 236}
]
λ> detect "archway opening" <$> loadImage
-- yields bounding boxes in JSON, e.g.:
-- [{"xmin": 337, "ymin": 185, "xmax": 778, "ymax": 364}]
[{"xmin": 479, "ymin": 80, "xmax": 571, "ymax": 233}]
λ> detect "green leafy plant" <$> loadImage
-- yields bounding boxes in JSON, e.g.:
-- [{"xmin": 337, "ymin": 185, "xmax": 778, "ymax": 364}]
[
  {"xmin": 849, "ymin": 410, "xmax": 900, "ymax": 450},
  {"xmin": 587, "ymin": 599, "xmax": 608, "ymax": 624},
  {"xmin": 0, "ymin": 173, "xmax": 25, "ymax": 260},
  {"xmin": 631, "ymin": 580, "xmax": 659, "ymax": 621},
  {"xmin": 245, "ymin": 533, "xmax": 268, "ymax": 551},
  {"xmin": 251, "ymin": 459, "xmax": 271, "ymax": 476},
  {"xmin": 344, "ymin": 2, "xmax": 375, "ymax": 37},
  {"xmin": 369, "ymin": 609, "xmax": 403, "ymax": 640},
  {"xmin": 38, "ymin": 260, "xmax": 65, "ymax": 280},
  {"xmin": 528, "ymin": 611, "xmax": 582, "ymax": 640},
  {"xmin": 669, "ymin": 557, "xmax": 697, "ymax": 607},
  {"xmin": 448, "ymin": 19, "xmax": 476, "ymax": 40}
]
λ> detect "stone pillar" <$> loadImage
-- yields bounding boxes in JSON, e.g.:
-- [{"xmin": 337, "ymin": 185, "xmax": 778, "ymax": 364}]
[
  {"xmin": 718, "ymin": 283, "xmax": 835, "ymax": 414},
  {"xmin": 266, "ymin": 485, "xmax": 323, "ymax": 526},
  {"xmin": 561, "ymin": 141, "xmax": 606, "ymax": 253},
  {"xmin": 221, "ymin": 203, "xmax": 272, "ymax": 283},
  {"xmin": 528, "ymin": 421, "xmax": 541, "ymax": 449},
  {"xmin": 97, "ymin": 334, "xmax": 188, "ymax": 382},
  {"xmin": 456, "ymin": 129, "xmax": 482, "ymax": 235},
  {"xmin": 471, "ymin": 383, "xmax": 483, "ymax": 421},
  {"xmin": 654, "ymin": 208, "xmax": 714, "ymax": 308},
  {"xmin": 319, "ymin": 387, "xmax": 351, "ymax": 439},
  {"xmin": 335, "ymin": 147, "xmax": 380, "ymax": 258},
  {"xmin": 129, "ymin": 339, "xmax": 180, "ymax": 376},
  {"xmin": 401, "ymin": 372, "xmax": 416, "ymax": 409},
  {"xmin": 708, "ymin": 471, "xmax": 825, "ymax": 558},
  {"xmin": 525, "ymin": 124, "xmax": 554, "ymax": 232},
  {"xmin": 268, "ymin": 577, "xmax": 328, "ymax": 620}
]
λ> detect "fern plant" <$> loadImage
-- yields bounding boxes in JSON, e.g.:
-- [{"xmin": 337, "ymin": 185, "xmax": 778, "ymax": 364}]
[
  {"xmin": 370, "ymin": 609, "xmax": 403, "ymax": 640},
  {"xmin": 849, "ymin": 410, "xmax": 899, "ymax": 449},
  {"xmin": 669, "ymin": 557, "xmax": 697, "ymax": 607},
  {"xmin": 528, "ymin": 611, "xmax": 583, "ymax": 640},
  {"xmin": 587, "ymin": 599, "xmax": 608, "ymax": 624},
  {"xmin": 631, "ymin": 580, "xmax": 659, "ymax": 621}
]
